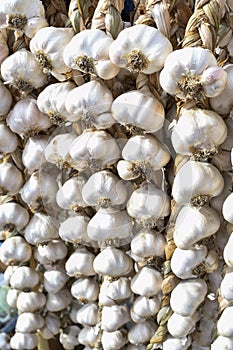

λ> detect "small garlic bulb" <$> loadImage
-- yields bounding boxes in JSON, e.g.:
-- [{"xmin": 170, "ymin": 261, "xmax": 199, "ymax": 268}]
[
  {"xmin": 172, "ymin": 160, "xmax": 224, "ymax": 206},
  {"xmin": 0, "ymin": 81, "xmax": 12, "ymax": 117},
  {"xmin": 109, "ymin": 24, "xmax": 172, "ymax": 74},
  {"xmin": 0, "ymin": 123, "xmax": 18, "ymax": 154},
  {"xmin": 223, "ymin": 192, "xmax": 233, "ymax": 224},
  {"xmin": 44, "ymin": 266, "xmax": 69, "ymax": 293},
  {"xmin": 46, "ymin": 289, "xmax": 72, "ymax": 312},
  {"xmin": 130, "ymin": 295, "xmax": 160, "ymax": 322},
  {"xmin": 131, "ymin": 266, "xmax": 163, "ymax": 297},
  {"xmin": 71, "ymin": 277, "xmax": 99, "ymax": 303},
  {"xmin": 56, "ymin": 176, "xmax": 86, "ymax": 211},
  {"xmin": 37, "ymin": 82, "xmax": 76, "ymax": 125},
  {"xmin": 102, "ymin": 305, "xmax": 130, "ymax": 332},
  {"xmin": 37, "ymin": 240, "xmax": 68, "ymax": 262},
  {"xmin": 167, "ymin": 312, "xmax": 199, "ymax": 338},
  {"xmin": 128, "ymin": 321, "xmax": 156, "ymax": 345},
  {"xmin": 16, "ymin": 313, "xmax": 44, "ymax": 333},
  {"xmin": 59, "ymin": 214, "xmax": 91, "ymax": 245},
  {"xmin": 111, "ymin": 86, "xmax": 165, "ymax": 133},
  {"xmin": 171, "ymin": 108, "xmax": 227, "ymax": 156},
  {"xmin": 1, "ymin": 49, "xmax": 47, "ymax": 94},
  {"xmin": 99, "ymin": 277, "xmax": 132, "ymax": 306},
  {"xmin": 130, "ymin": 229, "xmax": 166, "ymax": 258},
  {"xmin": 22, "ymin": 136, "xmax": 49, "ymax": 174},
  {"xmin": 174, "ymin": 206, "xmax": 220, "ymax": 249},
  {"xmin": 78, "ymin": 326, "xmax": 99, "ymax": 347},
  {"xmin": 59, "ymin": 325, "xmax": 80, "ymax": 350},
  {"xmin": 160, "ymin": 47, "xmax": 227, "ymax": 100},
  {"xmin": 65, "ymin": 247, "xmax": 96, "ymax": 277},
  {"xmin": 24, "ymin": 213, "xmax": 59, "ymax": 245},
  {"xmin": 63, "ymin": 29, "xmax": 120, "ymax": 80},
  {"xmin": 0, "ymin": 162, "xmax": 23, "ymax": 196},
  {"xmin": 65, "ymin": 80, "xmax": 115, "ymax": 129},
  {"xmin": 17, "ymin": 291, "xmax": 46, "ymax": 312},
  {"xmin": 10, "ymin": 266, "xmax": 39, "ymax": 290},
  {"xmin": 7, "ymin": 288, "xmax": 20, "ymax": 308},
  {"xmin": 0, "ymin": 202, "xmax": 30, "ymax": 239},
  {"xmin": 76, "ymin": 303, "xmax": 98, "ymax": 327},
  {"xmin": 102, "ymin": 329, "xmax": 128, "ymax": 350},
  {"xmin": 30, "ymin": 27, "xmax": 74, "ymax": 80},
  {"xmin": 10, "ymin": 332, "xmax": 38, "ymax": 350},
  {"xmin": 39, "ymin": 313, "xmax": 61, "ymax": 339},
  {"xmin": 0, "ymin": 236, "xmax": 32, "ymax": 265}
]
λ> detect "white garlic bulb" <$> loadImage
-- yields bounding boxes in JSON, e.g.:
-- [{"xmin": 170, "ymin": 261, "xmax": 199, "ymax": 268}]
[
  {"xmin": 37, "ymin": 240, "xmax": 67, "ymax": 262},
  {"xmin": 172, "ymin": 160, "xmax": 224, "ymax": 205},
  {"xmin": 163, "ymin": 335, "xmax": 192, "ymax": 350},
  {"xmin": 69, "ymin": 130, "xmax": 121, "ymax": 171},
  {"xmin": 0, "ymin": 332, "xmax": 10, "ymax": 350},
  {"xmin": 0, "ymin": 162, "xmax": 23, "ymax": 196},
  {"xmin": 102, "ymin": 329, "xmax": 128, "ymax": 350},
  {"xmin": 223, "ymin": 192, "xmax": 233, "ymax": 224},
  {"xmin": 171, "ymin": 108, "xmax": 227, "ymax": 156},
  {"xmin": 63, "ymin": 29, "xmax": 120, "ymax": 80},
  {"xmin": 160, "ymin": 47, "xmax": 227, "ymax": 100},
  {"xmin": 7, "ymin": 288, "xmax": 20, "ymax": 308},
  {"xmin": 56, "ymin": 176, "xmax": 86, "ymax": 210},
  {"xmin": 109, "ymin": 24, "xmax": 172, "ymax": 74},
  {"xmin": 130, "ymin": 295, "xmax": 160, "ymax": 322},
  {"xmin": 0, "ymin": 82, "xmax": 12, "ymax": 117},
  {"xmin": 131, "ymin": 229, "xmax": 166, "ymax": 258},
  {"xmin": 211, "ymin": 336, "xmax": 233, "ymax": 349},
  {"xmin": 0, "ymin": 0, "xmax": 48, "ymax": 38},
  {"xmin": 167, "ymin": 312, "xmax": 199, "ymax": 338},
  {"xmin": 93, "ymin": 247, "xmax": 133, "ymax": 277},
  {"xmin": 76, "ymin": 303, "xmax": 98, "ymax": 327},
  {"xmin": 4, "ymin": 265, "xmax": 18, "ymax": 286},
  {"xmin": 102, "ymin": 305, "xmax": 130, "ymax": 331},
  {"xmin": 10, "ymin": 332, "xmax": 38, "ymax": 350},
  {"xmin": 0, "ymin": 123, "xmax": 18, "ymax": 154},
  {"xmin": 30, "ymin": 27, "xmax": 74, "ymax": 80},
  {"xmin": 170, "ymin": 278, "xmax": 208, "ymax": 316},
  {"xmin": 7, "ymin": 98, "xmax": 51, "ymax": 138},
  {"xmin": 111, "ymin": 86, "xmax": 165, "ymax": 133},
  {"xmin": 59, "ymin": 214, "xmax": 91, "ymax": 245},
  {"xmin": 65, "ymin": 247, "xmax": 96, "ymax": 277},
  {"xmin": 128, "ymin": 321, "xmax": 156, "ymax": 345},
  {"xmin": 16, "ymin": 313, "xmax": 44, "ymax": 333},
  {"xmin": 37, "ymin": 81, "xmax": 76, "ymax": 125},
  {"xmin": 22, "ymin": 135, "xmax": 48, "ymax": 174},
  {"xmin": 0, "ymin": 30, "xmax": 9, "ymax": 65},
  {"xmin": 131, "ymin": 266, "xmax": 163, "ymax": 297},
  {"xmin": 217, "ymin": 306, "xmax": 233, "ymax": 338},
  {"xmin": 65, "ymin": 80, "xmax": 115, "ymax": 129},
  {"xmin": 46, "ymin": 288, "xmax": 72, "ymax": 312},
  {"xmin": 10, "ymin": 266, "xmax": 39, "ymax": 290},
  {"xmin": 174, "ymin": 206, "xmax": 220, "ymax": 249},
  {"xmin": 0, "ymin": 202, "xmax": 29, "ymax": 239},
  {"xmin": 71, "ymin": 277, "xmax": 99, "ymax": 303},
  {"xmin": 0, "ymin": 236, "xmax": 32, "ymax": 265},
  {"xmin": 40, "ymin": 313, "xmax": 61, "ymax": 339},
  {"xmin": 87, "ymin": 207, "xmax": 133, "ymax": 243},
  {"xmin": 17, "ymin": 291, "xmax": 46, "ymax": 312},
  {"xmin": 59, "ymin": 325, "xmax": 80, "ymax": 350},
  {"xmin": 1, "ymin": 49, "xmax": 47, "ymax": 94},
  {"xmin": 24, "ymin": 213, "xmax": 59, "ymax": 245},
  {"xmin": 223, "ymin": 233, "xmax": 233, "ymax": 267},
  {"xmin": 44, "ymin": 267, "xmax": 69, "ymax": 294},
  {"xmin": 101, "ymin": 277, "xmax": 131, "ymax": 305},
  {"xmin": 220, "ymin": 271, "xmax": 233, "ymax": 300},
  {"xmin": 127, "ymin": 183, "xmax": 170, "ymax": 226},
  {"xmin": 78, "ymin": 326, "xmax": 98, "ymax": 347}
]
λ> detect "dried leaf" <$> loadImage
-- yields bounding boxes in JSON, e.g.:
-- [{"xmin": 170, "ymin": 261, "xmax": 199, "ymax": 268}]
[{"xmin": 51, "ymin": 0, "xmax": 67, "ymax": 14}]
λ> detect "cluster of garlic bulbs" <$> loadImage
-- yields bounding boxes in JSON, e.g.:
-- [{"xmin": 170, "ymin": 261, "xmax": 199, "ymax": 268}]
[{"xmin": 0, "ymin": 0, "xmax": 232, "ymax": 349}]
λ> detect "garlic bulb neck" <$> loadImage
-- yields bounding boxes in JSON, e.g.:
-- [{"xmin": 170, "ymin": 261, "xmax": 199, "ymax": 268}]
[
  {"xmin": 15, "ymin": 78, "xmax": 32, "ymax": 92},
  {"xmin": 74, "ymin": 55, "xmax": 95, "ymax": 75},
  {"xmin": 191, "ymin": 147, "xmax": 218, "ymax": 161},
  {"xmin": 7, "ymin": 14, "xmax": 27, "ymax": 30},
  {"xmin": 47, "ymin": 111, "xmax": 65, "ymax": 126},
  {"xmin": 126, "ymin": 49, "xmax": 149, "ymax": 73},
  {"xmin": 35, "ymin": 51, "xmax": 52, "ymax": 70},
  {"xmin": 190, "ymin": 194, "xmax": 210, "ymax": 207},
  {"xmin": 177, "ymin": 74, "xmax": 204, "ymax": 101}
]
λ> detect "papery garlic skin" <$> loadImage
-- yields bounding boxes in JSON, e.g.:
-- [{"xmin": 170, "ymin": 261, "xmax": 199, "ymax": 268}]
[
  {"xmin": 223, "ymin": 192, "xmax": 233, "ymax": 224},
  {"xmin": 171, "ymin": 108, "xmax": 227, "ymax": 156},
  {"xmin": 65, "ymin": 247, "xmax": 96, "ymax": 277},
  {"xmin": 46, "ymin": 289, "xmax": 72, "ymax": 312},
  {"xmin": 30, "ymin": 27, "xmax": 74, "ymax": 80},
  {"xmin": 16, "ymin": 313, "xmax": 44, "ymax": 333},
  {"xmin": 7, "ymin": 98, "xmax": 51, "ymax": 138},
  {"xmin": 56, "ymin": 176, "xmax": 86, "ymax": 210},
  {"xmin": 0, "ymin": 123, "xmax": 18, "ymax": 154},
  {"xmin": 10, "ymin": 332, "xmax": 38, "ymax": 350},
  {"xmin": 160, "ymin": 47, "xmax": 227, "ymax": 100},
  {"xmin": 131, "ymin": 266, "xmax": 163, "ymax": 297},
  {"xmin": 63, "ymin": 29, "xmax": 120, "ymax": 80},
  {"xmin": 111, "ymin": 87, "xmax": 165, "ymax": 133},
  {"xmin": 0, "ymin": 236, "xmax": 32, "ymax": 265},
  {"xmin": 71, "ymin": 277, "xmax": 99, "ymax": 303},
  {"xmin": 109, "ymin": 24, "xmax": 172, "ymax": 74},
  {"xmin": 24, "ymin": 213, "xmax": 59, "ymax": 245},
  {"xmin": 59, "ymin": 214, "xmax": 91, "ymax": 245},
  {"xmin": 172, "ymin": 161, "xmax": 224, "ymax": 205},
  {"xmin": 22, "ymin": 136, "xmax": 48, "ymax": 174},
  {"xmin": 0, "ymin": 81, "xmax": 12, "ymax": 117},
  {"xmin": 17, "ymin": 291, "xmax": 46, "ymax": 312},
  {"xmin": 174, "ymin": 206, "xmax": 220, "ymax": 249},
  {"xmin": 65, "ymin": 80, "xmax": 115, "ymax": 129},
  {"xmin": 37, "ymin": 82, "xmax": 76, "ymax": 125},
  {"xmin": 1, "ymin": 49, "xmax": 47, "ymax": 94},
  {"xmin": 10, "ymin": 266, "xmax": 39, "ymax": 290},
  {"xmin": 0, "ymin": 162, "xmax": 23, "ymax": 196}
]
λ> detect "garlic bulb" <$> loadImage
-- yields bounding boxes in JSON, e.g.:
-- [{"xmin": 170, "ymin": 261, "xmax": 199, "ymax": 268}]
[
  {"xmin": 56, "ymin": 176, "xmax": 86, "ymax": 210},
  {"xmin": 87, "ymin": 207, "xmax": 133, "ymax": 243},
  {"xmin": 37, "ymin": 82, "xmax": 76, "ymax": 125},
  {"xmin": 130, "ymin": 229, "xmax": 166, "ymax": 258},
  {"xmin": 17, "ymin": 291, "xmax": 46, "ymax": 312},
  {"xmin": 99, "ymin": 277, "xmax": 132, "ymax": 306},
  {"xmin": 0, "ymin": 236, "xmax": 32, "ymax": 265},
  {"xmin": 130, "ymin": 296, "xmax": 160, "ymax": 322},
  {"xmin": 171, "ymin": 246, "xmax": 207, "ymax": 279},
  {"xmin": 223, "ymin": 233, "xmax": 233, "ymax": 267},
  {"xmin": 46, "ymin": 288, "xmax": 72, "ymax": 312},
  {"xmin": 167, "ymin": 312, "xmax": 199, "ymax": 338},
  {"xmin": 30, "ymin": 27, "xmax": 74, "ymax": 80},
  {"xmin": 170, "ymin": 278, "xmax": 208, "ymax": 316},
  {"xmin": 7, "ymin": 98, "xmax": 51, "ymax": 138},
  {"xmin": 102, "ymin": 305, "xmax": 130, "ymax": 331},
  {"xmin": 24, "ymin": 213, "xmax": 59, "ymax": 245},
  {"xmin": 210, "ymin": 172, "xmax": 232, "ymax": 214},
  {"xmin": 59, "ymin": 326, "xmax": 80, "ymax": 350},
  {"xmin": 78, "ymin": 326, "xmax": 98, "ymax": 347},
  {"xmin": 63, "ymin": 29, "xmax": 120, "ymax": 80},
  {"xmin": 7, "ymin": 288, "xmax": 20, "ymax": 308},
  {"xmin": 163, "ymin": 335, "xmax": 192, "ymax": 350},
  {"xmin": 10, "ymin": 266, "xmax": 39, "ymax": 290},
  {"xmin": 10, "ymin": 332, "xmax": 38, "ymax": 350},
  {"xmin": 223, "ymin": 192, "xmax": 233, "ymax": 224},
  {"xmin": 217, "ymin": 306, "xmax": 233, "ymax": 337},
  {"xmin": 16, "ymin": 313, "xmax": 44, "ymax": 333},
  {"xmin": 211, "ymin": 335, "xmax": 233, "ymax": 349},
  {"xmin": 0, "ymin": 202, "xmax": 29, "ymax": 239},
  {"xmin": 109, "ymin": 24, "xmax": 172, "ymax": 74},
  {"xmin": 22, "ymin": 136, "xmax": 48, "ymax": 174},
  {"xmin": 0, "ymin": 0, "xmax": 48, "ymax": 38},
  {"xmin": 93, "ymin": 247, "xmax": 133, "ymax": 277},
  {"xmin": 45, "ymin": 133, "xmax": 77, "ymax": 168},
  {"xmin": 102, "ymin": 329, "xmax": 128, "ymax": 350},
  {"xmin": 128, "ymin": 321, "xmax": 156, "ymax": 345},
  {"xmin": 4, "ymin": 265, "xmax": 18, "ymax": 286},
  {"xmin": 0, "ymin": 82, "xmax": 12, "ymax": 117},
  {"xmin": 65, "ymin": 247, "xmax": 96, "ymax": 277},
  {"xmin": 59, "ymin": 214, "xmax": 91, "ymax": 245},
  {"xmin": 0, "ymin": 31, "xmax": 9, "ymax": 65},
  {"xmin": 0, "ymin": 123, "xmax": 18, "ymax": 154},
  {"xmin": 0, "ymin": 162, "xmax": 23, "ymax": 196},
  {"xmin": 76, "ymin": 303, "xmax": 98, "ymax": 327},
  {"xmin": 37, "ymin": 240, "xmax": 67, "ymax": 262},
  {"xmin": 171, "ymin": 108, "xmax": 227, "ymax": 156},
  {"xmin": 0, "ymin": 332, "xmax": 10, "ymax": 350},
  {"xmin": 71, "ymin": 277, "xmax": 99, "ymax": 303},
  {"xmin": 111, "ymin": 86, "xmax": 165, "ymax": 133},
  {"xmin": 160, "ymin": 47, "xmax": 227, "ymax": 100},
  {"xmin": 44, "ymin": 267, "xmax": 69, "ymax": 293},
  {"xmin": 131, "ymin": 266, "xmax": 163, "ymax": 297},
  {"xmin": 1, "ymin": 49, "xmax": 47, "ymax": 94},
  {"xmin": 65, "ymin": 80, "xmax": 115, "ymax": 129},
  {"xmin": 40, "ymin": 313, "xmax": 61, "ymax": 339},
  {"xmin": 127, "ymin": 183, "xmax": 170, "ymax": 227},
  {"xmin": 172, "ymin": 160, "xmax": 224, "ymax": 206},
  {"xmin": 174, "ymin": 206, "xmax": 220, "ymax": 249},
  {"xmin": 69, "ymin": 130, "xmax": 121, "ymax": 171},
  {"xmin": 220, "ymin": 271, "xmax": 233, "ymax": 300}
]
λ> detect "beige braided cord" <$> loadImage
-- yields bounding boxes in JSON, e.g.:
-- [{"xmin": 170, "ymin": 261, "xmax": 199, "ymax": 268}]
[{"xmin": 66, "ymin": 0, "xmax": 99, "ymax": 33}]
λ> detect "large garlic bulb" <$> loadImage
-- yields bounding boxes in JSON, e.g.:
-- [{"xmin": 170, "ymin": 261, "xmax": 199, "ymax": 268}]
[
  {"xmin": 71, "ymin": 277, "xmax": 99, "ymax": 303},
  {"xmin": 10, "ymin": 332, "xmax": 38, "ymax": 350},
  {"xmin": 44, "ymin": 266, "xmax": 69, "ymax": 293},
  {"xmin": 172, "ymin": 160, "xmax": 224, "ymax": 205},
  {"xmin": 0, "ymin": 236, "xmax": 32, "ymax": 265},
  {"xmin": 101, "ymin": 305, "xmax": 130, "ymax": 331},
  {"xmin": 99, "ymin": 277, "xmax": 132, "ymax": 306},
  {"xmin": 17, "ymin": 291, "xmax": 46, "ymax": 312},
  {"xmin": 30, "ymin": 27, "xmax": 74, "ymax": 80},
  {"xmin": 0, "ymin": 123, "xmax": 18, "ymax": 154},
  {"xmin": 63, "ymin": 29, "xmax": 120, "ymax": 80},
  {"xmin": 65, "ymin": 80, "xmax": 115, "ymax": 129},
  {"xmin": 171, "ymin": 108, "xmax": 227, "ymax": 156},
  {"xmin": 0, "ymin": 162, "xmax": 23, "ymax": 196},
  {"xmin": 160, "ymin": 47, "xmax": 227, "ymax": 100},
  {"xmin": 65, "ymin": 247, "xmax": 96, "ymax": 277},
  {"xmin": 128, "ymin": 321, "xmax": 156, "ymax": 345},
  {"xmin": 76, "ymin": 303, "xmax": 98, "ymax": 327},
  {"xmin": 109, "ymin": 24, "xmax": 172, "ymax": 74},
  {"xmin": 130, "ymin": 229, "xmax": 166, "ymax": 258},
  {"xmin": 22, "ymin": 136, "xmax": 48, "ymax": 174},
  {"xmin": 16, "ymin": 313, "xmax": 44, "ymax": 333},
  {"xmin": 102, "ymin": 329, "xmax": 128, "ymax": 350},
  {"xmin": 167, "ymin": 312, "xmax": 199, "ymax": 338},
  {"xmin": 130, "ymin": 295, "xmax": 160, "ymax": 322},
  {"xmin": 24, "ymin": 213, "xmax": 59, "ymax": 245},
  {"xmin": 111, "ymin": 86, "xmax": 165, "ymax": 133},
  {"xmin": 37, "ymin": 240, "xmax": 68, "ymax": 262},
  {"xmin": 0, "ymin": 202, "xmax": 30, "ymax": 239},
  {"xmin": 0, "ymin": 81, "xmax": 12, "ymax": 117},
  {"xmin": 59, "ymin": 214, "xmax": 91, "ymax": 245},
  {"xmin": 10, "ymin": 266, "xmax": 39, "ymax": 290},
  {"xmin": 131, "ymin": 266, "xmax": 163, "ymax": 297}
]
